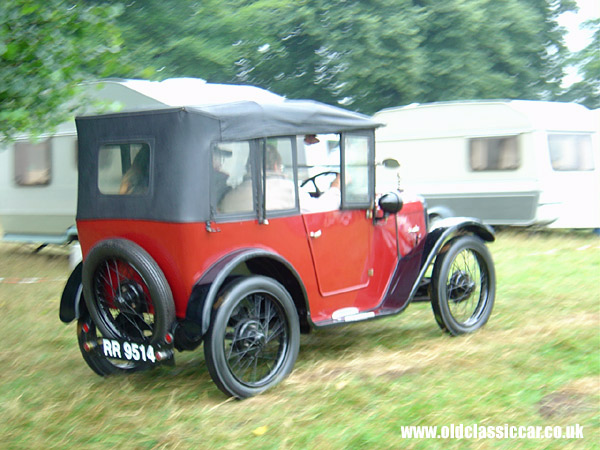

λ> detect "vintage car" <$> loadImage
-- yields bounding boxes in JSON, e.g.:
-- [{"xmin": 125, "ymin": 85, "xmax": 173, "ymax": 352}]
[{"xmin": 59, "ymin": 97, "xmax": 496, "ymax": 398}]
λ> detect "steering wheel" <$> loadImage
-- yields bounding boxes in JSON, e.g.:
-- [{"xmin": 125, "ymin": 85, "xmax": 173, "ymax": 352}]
[{"xmin": 300, "ymin": 171, "xmax": 339, "ymax": 198}]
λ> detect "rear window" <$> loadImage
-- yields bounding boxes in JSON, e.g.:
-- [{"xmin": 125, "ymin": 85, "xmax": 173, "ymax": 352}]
[
  {"xmin": 548, "ymin": 134, "xmax": 595, "ymax": 171},
  {"xmin": 14, "ymin": 139, "xmax": 52, "ymax": 186},
  {"xmin": 98, "ymin": 143, "xmax": 150, "ymax": 195},
  {"xmin": 469, "ymin": 136, "xmax": 520, "ymax": 171}
]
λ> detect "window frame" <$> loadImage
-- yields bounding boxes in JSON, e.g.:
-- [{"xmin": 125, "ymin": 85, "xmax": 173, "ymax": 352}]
[
  {"xmin": 211, "ymin": 139, "xmax": 259, "ymax": 222},
  {"xmin": 212, "ymin": 130, "xmax": 377, "ymax": 220},
  {"xmin": 212, "ymin": 136, "xmax": 301, "ymax": 223},
  {"xmin": 96, "ymin": 139, "xmax": 154, "ymax": 197},
  {"xmin": 468, "ymin": 135, "xmax": 521, "ymax": 172},
  {"xmin": 547, "ymin": 133, "xmax": 595, "ymax": 172},
  {"xmin": 261, "ymin": 136, "xmax": 300, "ymax": 220},
  {"xmin": 14, "ymin": 138, "xmax": 52, "ymax": 187},
  {"xmin": 340, "ymin": 130, "xmax": 375, "ymax": 210}
]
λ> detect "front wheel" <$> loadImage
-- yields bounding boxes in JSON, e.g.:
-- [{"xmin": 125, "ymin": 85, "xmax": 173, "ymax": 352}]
[
  {"xmin": 431, "ymin": 235, "xmax": 496, "ymax": 335},
  {"xmin": 204, "ymin": 276, "xmax": 300, "ymax": 398}
]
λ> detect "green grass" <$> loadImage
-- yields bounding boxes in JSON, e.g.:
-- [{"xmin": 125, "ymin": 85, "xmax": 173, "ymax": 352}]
[{"xmin": 0, "ymin": 230, "xmax": 599, "ymax": 449}]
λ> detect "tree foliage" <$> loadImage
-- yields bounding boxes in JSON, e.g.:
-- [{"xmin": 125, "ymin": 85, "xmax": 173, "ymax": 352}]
[
  {"xmin": 561, "ymin": 18, "xmax": 600, "ymax": 109},
  {"xmin": 112, "ymin": 0, "xmax": 578, "ymax": 114},
  {"xmin": 0, "ymin": 0, "xmax": 123, "ymax": 141},
  {"xmin": 2, "ymin": 0, "xmax": 592, "ymax": 140}
]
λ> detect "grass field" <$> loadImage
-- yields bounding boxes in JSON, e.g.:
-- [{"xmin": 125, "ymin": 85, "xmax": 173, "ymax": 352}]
[{"xmin": 0, "ymin": 230, "xmax": 598, "ymax": 449}]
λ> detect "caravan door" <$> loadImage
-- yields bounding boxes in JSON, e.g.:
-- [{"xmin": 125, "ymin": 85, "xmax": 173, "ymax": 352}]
[{"xmin": 540, "ymin": 132, "xmax": 600, "ymax": 228}]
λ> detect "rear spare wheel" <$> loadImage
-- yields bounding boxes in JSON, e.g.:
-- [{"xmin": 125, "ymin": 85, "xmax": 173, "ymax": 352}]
[{"xmin": 82, "ymin": 239, "xmax": 175, "ymax": 345}]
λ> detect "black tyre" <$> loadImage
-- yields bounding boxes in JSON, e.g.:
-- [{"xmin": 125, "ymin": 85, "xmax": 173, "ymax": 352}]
[
  {"xmin": 431, "ymin": 235, "xmax": 496, "ymax": 335},
  {"xmin": 82, "ymin": 239, "xmax": 175, "ymax": 345},
  {"xmin": 77, "ymin": 307, "xmax": 147, "ymax": 376},
  {"xmin": 204, "ymin": 276, "xmax": 300, "ymax": 398}
]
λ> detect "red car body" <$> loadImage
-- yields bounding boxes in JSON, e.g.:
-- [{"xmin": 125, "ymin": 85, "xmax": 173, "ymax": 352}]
[
  {"xmin": 77, "ymin": 195, "xmax": 426, "ymax": 325},
  {"xmin": 60, "ymin": 98, "xmax": 495, "ymax": 398}
]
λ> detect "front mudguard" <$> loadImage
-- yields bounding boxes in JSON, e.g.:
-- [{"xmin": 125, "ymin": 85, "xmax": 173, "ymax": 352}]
[
  {"xmin": 59, "ymin": 262, "xmax": 84, "ymax": 323},
  {"xmin": 425, "ymin": 217, "xmax": 494, "ymax": 255},
  {"xmin": 407, "ymin": 217, "xmax": 495, "ymax": 302}
]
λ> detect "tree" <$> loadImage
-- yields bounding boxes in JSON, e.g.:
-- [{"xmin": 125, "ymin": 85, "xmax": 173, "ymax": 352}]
[
  {"xmin": 0, "ymin": 1, "xmax": 123, "ymax": 141},
  {"xmin": 561, "ymin": 18, "xmax": 600, "ymax": 109},
  {"xmin": 227, "ymin": 0, "xmax": 576, "ymax": 113},
  {"xmin": 109, "ymin": 0, "xmax": 243, "ymax": 82},
  {"xmin": 231, "ymin": 0, "xmax": 427, "ymax": 113},
  {"xmin": 52, "ymin": 0, "xmax": 579, "ymax": 115},
  {"xmin": 414, "ymin": 0, "xmax": 572, "ymax": 102}
]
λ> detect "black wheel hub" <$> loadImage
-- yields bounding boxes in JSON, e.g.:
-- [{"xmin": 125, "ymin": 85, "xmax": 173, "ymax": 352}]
[
  {"xmin": 448, "ymin": 271, "xmax": 476, "ymax": 303},
  {"xmin": 115, "ymin": 281, "xmax": 146, "ymax": 313},
  {"xmin": 235, "ymin": 319, "xmax": 267, "ymax": 351}
]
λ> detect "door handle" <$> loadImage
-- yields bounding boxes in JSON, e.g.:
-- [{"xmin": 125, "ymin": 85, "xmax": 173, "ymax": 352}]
[
  {"xmin": 408, "ymin": 225, "xmax": 421, "ymax": 245},
  {"xmin": 310, "ymin": 230, "xmax": 322, "ymax": 239},
  {"xmin": 408, "ymin": 225, "xmax": 420, "ymax": 234}
]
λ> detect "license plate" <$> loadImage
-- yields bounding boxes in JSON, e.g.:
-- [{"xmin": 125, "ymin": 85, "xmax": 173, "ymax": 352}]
[{"xmin": 101, "ymin": 338, "xmax": 160, "ymax": 363}]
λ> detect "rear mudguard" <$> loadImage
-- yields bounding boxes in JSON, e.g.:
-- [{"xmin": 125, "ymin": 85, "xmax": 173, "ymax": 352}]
[
  {"xmin": 407, "ymin": 217, "xmax": 495, "ymax": 302},
  {"xmin": 59, "ymin": 262, "xmax": 83, "ymax": 323},
  {"xmin": 185, "ymin": 248, "xmax": 309, "ymax": 338}
]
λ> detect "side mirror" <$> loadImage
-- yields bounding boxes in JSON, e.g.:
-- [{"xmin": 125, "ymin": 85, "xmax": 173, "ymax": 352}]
[
  {"xmin": 378, "ymin": 192, "xmax": 403, "ymax": 214},
  {"xmin": 381, "ymin": 158, "xmax": 400, "ymax": 169}
]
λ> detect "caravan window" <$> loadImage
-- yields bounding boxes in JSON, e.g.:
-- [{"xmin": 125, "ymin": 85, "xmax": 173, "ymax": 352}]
[
  {"xmin": 14, "ymin": 139, "xmax": 52, "ymax": 186},
  {"xmin": 469, "ymin": 136, "xmax": 520, "ymax": 171},
  {"xmin": 98, "ymin": 143, "xmax": 150, "ymax": 195},
  {"xmin": 548, "ymin": 134, "xmax": 595, "ymax": 171}
]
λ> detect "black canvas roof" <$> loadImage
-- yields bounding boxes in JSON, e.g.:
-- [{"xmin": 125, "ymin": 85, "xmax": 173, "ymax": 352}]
[
  {"xmin": 76, "ymin": 99, "xmax": 380, "ymax": 223},
  {"xmin": 77, "ymin": 99, "xmax": 382, "ymax": 140},
  {"xmin": 186, "ymin": 100, "xmax": 381, "ymax": 140}
]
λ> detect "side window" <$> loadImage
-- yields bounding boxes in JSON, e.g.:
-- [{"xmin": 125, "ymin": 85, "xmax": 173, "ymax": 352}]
[
  {"xmin": 298, "ymin": 134, "xmax": 340, "ymax": 188},
  {"xmin": 469, "ymin": 136, "xmax": 520, "ymax": 171},
  {"xmin": 264, "ymin": 137, "xmax": 296, "ymax": 212},
  {"xmin": 214, "ymin": 141, "xmax": 253, "ymax": 214},
  {"xmin": 343, "ymin": 134, "xmax": 371, "ymax": 205},
  {"xmin": 548, "ymin": 134, "xmax": 594, "ymax": 171},
  {"xmin": 14, "ymin": 139, "xmax": 52, "ymax": 186},
  {"xmin": 297, "ymin": 134, "xmax": 341, "ymax": 213},
  {"xmin": 98, "ymin": 143, "xmax": 150, "ymax": 195}
]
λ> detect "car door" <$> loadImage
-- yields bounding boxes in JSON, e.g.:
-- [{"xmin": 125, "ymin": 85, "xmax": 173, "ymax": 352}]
[
  {"xmin": 303, "ymin": 209, "xmax": 373, "ymax": 295},
  {"xmin": 302, "ymin": 132, "xmax": 375, "ymax": 296}
]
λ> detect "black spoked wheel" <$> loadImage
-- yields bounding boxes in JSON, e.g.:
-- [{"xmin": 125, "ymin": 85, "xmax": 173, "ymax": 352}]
[
  {"xmin": 431, "ymin": 235, "xmax": 496, "ymax": 335},
  {"xmin": 204, "ymin": 276, "xmax": 300, "ymax": 398},
  {"xmin": 82, "ymin": 239, "xmax": 175, "ymax": 346}
]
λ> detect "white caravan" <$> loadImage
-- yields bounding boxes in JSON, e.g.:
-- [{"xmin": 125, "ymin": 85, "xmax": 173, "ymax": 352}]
[
  {"xmin": 374, "ymin": 100, "xmax": 600, "ymax": 228},
  {"xmin": 0, "ymin": 78, "xmax": 284, "ymax": 244}
]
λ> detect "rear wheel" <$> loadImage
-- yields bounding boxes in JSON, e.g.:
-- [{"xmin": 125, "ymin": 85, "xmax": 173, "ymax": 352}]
[
  {"xmin": 204, "ymin": 276, "xmax": 300, "ymax": 398},
  {"xmin": 431, "ymin": 235, "xmax": 495, "ymax": 335},
  {"xmin": 82, "ymin": 239, "xmax": 175, "ymax": 346}
]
